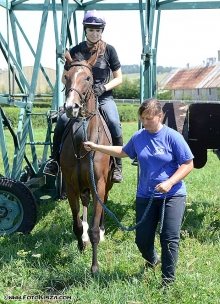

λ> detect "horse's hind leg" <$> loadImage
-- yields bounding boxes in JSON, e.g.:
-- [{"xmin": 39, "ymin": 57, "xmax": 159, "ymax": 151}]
[{"xmin": 65, "ymin": 182, "xmax": 85, "ymax": 251}]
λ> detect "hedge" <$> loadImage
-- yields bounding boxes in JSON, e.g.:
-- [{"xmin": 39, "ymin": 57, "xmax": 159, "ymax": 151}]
[{"xmin": 1, "ymin": 102, "xmax": 139, "ymax": 128}]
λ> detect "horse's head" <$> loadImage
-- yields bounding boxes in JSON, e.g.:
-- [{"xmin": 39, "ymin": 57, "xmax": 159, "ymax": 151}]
[{"xmin": 63, "ymin": 51, "xmax": 94, "ymax": 119}]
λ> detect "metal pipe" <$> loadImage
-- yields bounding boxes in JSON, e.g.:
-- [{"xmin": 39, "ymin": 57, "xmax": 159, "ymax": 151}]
[{"xmin": 6, "ymin": 0, "xmax": 11, "ymax": 96}]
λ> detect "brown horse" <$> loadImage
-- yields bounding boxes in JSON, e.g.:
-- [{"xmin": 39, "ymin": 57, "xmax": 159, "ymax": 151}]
[{"xmin": 60, "ymin": 50, "xmax": 113, "ymax": 274}]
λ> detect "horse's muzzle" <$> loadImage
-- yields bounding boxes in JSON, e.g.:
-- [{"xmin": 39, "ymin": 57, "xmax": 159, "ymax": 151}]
[{"xmin": 64, "ymin": 103, "xmax": 81, "ymax": 118}]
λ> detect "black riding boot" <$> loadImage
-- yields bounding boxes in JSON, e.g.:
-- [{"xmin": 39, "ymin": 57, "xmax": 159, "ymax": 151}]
[
  {"xmin": 111, "ymin": 135, "xmax": 123, "ymax": 183},
  {"xmin": 43, "ymin": 127, "xmax": 63, "ymax": 176}
]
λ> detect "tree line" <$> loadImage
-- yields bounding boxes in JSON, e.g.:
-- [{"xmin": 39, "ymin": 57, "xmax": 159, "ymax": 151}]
[
  {"xmin": 121, "ymin": 65, "xmax": 175, "ymax": 74},
  {"xmin": 113, "ymin": 78, "xmax": 172, "ymax": 100}
]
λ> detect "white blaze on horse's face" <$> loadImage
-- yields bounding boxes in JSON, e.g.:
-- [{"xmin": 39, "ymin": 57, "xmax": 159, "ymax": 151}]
[{"xmin": 65, "ymin": 66, "xmax": 87, "ymax": 119}]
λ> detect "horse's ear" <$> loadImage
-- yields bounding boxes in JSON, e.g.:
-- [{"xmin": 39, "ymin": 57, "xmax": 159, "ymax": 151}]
[
  {"xmin": 65, "ymin": 49, "xmax": 72, "ymax": 63},
  {"xmin": 87, "ymin": 52, "xmax": 97, "ymax": 67}
]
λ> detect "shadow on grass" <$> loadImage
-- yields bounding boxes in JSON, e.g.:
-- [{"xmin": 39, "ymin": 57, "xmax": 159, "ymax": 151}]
[
  {"xmin": 0, "ymin": 197, "xmax": 136, "ymax": 270},
  {"xmin": 41, "ymin": 266, "xmax": 154, "ymax": 294},
  {"xmin": 181, "ymin": 200, "xmax": 220, "ymax": 242}
]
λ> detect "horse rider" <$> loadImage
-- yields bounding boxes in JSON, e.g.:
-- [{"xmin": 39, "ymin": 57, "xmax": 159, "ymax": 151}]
[{"xmin": 44, "ymin": 9, "xmax": 123, "ymax": 183}]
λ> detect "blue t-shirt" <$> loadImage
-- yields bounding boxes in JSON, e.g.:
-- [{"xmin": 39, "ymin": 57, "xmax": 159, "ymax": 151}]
[{"xmin": 122, "ymin": 125, "xmax": 194, "ymax": 198}]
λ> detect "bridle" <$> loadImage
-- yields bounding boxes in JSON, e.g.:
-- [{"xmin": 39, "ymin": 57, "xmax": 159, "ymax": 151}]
[{"xmin": 64, "ymin": 62, "xmax": 95, "ymax": 116}]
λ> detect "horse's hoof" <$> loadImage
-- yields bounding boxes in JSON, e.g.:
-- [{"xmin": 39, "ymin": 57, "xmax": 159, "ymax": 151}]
[
  {"xmin": 77, "ymin": 241, "xmax": 89, "ymax": 252},
  {"xmin": 91, "ymin": 265, "xmax": 99, "ymax": 276}
]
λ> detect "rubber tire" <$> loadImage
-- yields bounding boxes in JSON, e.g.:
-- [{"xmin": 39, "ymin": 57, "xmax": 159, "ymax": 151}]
[{"xmin": 0, "ymin": 177, "xmax": 38, "ymax": 235}]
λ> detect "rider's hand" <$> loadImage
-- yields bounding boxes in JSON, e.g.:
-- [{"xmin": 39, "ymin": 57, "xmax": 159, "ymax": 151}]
[{"xmin": 94, "ymin": 84, "xmax": 106, "ymax": 97}]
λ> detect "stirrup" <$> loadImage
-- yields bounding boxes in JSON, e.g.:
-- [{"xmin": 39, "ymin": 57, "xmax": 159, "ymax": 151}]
[
  {"xmin": 111, "ymin": 167, "xmax": 123, "ymax": 183},
  {"xmin": 43, "ymin": 160, "xmax": 59, "ymax": 176}
]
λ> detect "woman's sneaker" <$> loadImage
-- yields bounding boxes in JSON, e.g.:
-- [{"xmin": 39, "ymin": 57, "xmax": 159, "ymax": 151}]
[{"xmin": 145, "ymin": 257, "xmax": 161, "ymax": 269}]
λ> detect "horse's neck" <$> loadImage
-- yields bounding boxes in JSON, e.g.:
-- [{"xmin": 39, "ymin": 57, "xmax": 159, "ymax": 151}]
[{"xmin": 87, "ymin": 96, "xmax": 98, "ymax": 113}]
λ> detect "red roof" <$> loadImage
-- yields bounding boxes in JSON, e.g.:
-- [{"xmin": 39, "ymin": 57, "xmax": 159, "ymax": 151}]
[{"xmin": 160, "ymin": 63, "xmax": 220, "ymax": 89}]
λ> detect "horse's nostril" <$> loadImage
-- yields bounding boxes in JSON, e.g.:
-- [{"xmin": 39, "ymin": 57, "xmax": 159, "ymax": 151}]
[
  {"xmin": 65, "ymin": 103, "xmax": 81, "ymax": 118},
  {"xmin": 73, "ymin": 103, "xmax": 80, "ymax": 109},
  {"xmin": 65, "ymin": 103, "xmax": 80, "ymax": 111}
]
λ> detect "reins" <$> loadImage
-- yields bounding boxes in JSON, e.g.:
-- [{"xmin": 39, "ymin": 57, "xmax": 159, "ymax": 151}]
[{"xmin": 82, "ymin": 119, "xmax": 166, "ymax": 233}]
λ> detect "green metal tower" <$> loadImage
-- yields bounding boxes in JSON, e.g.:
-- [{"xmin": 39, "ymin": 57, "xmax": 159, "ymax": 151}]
[
  {"xmin": 1, "ymin": 1, "xmax": 220, "ymax": 234},
  {"xmin": 1, "ymin": 0, "xmax": 220, "ymax": 179}
]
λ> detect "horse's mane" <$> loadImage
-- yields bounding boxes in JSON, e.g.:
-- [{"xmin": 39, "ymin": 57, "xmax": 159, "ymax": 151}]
[
  {"xmin": 64, "ymin": 52, "xmax": 86, "ymax": 71},
  {"xmin": 72, "ymin": 52, "xmax": 85, "ymax": 63}
]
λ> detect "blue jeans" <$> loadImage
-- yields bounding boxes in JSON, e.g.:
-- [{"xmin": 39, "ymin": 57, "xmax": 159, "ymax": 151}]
[
  {"xmin": 98, "ymin": 96, "xmax": 122, "ymax": 138},
  {"xmin": 135, "ymin": 196, "xmax": 186, "ymax": 282},
  {"xmin": 56, "ymin": 96, "xmax": 122, "ymax": 139}
]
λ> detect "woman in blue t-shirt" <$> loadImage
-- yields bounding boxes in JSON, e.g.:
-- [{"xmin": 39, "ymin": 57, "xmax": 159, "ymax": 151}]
[
  {"xmin": 44, "ymin": 10, "xmax": 123, "ymax": 183},
  {"xmin": 84, "ymin": 98, "xmax": 194, "ymax": 287}
]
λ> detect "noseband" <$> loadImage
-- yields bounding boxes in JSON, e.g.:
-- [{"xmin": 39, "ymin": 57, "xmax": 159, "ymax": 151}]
[{"xmin": 65, "ymin": 63, "xmax": 94, "ymax": 113}]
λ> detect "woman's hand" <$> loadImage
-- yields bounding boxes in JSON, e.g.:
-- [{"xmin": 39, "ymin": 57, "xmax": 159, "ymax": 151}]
[
  {"xmin": 155, "ymin": 159, "xmax": 194, "ymax": 194},
  {"xmin": 83, "ymin": 141, "xmax": 97, "ymax": 151},
  {"xmin": 155, "ymin": 180, "xmax": 173, "ymax": 194},
  {"xmin": 83, "ymin": 141, "xmax": 127, "ymax": 158}
]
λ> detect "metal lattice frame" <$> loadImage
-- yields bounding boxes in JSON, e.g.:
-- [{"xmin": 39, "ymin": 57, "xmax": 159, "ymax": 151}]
[{"xmin": 1, "ymin": 0, "xmax": 220, "ymax": 193}]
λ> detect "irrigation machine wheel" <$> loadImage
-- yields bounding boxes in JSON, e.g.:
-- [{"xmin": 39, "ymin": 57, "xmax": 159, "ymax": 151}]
[{"xmin": 0, "ymin": 177, "xmax": 37, "ymax": 235}]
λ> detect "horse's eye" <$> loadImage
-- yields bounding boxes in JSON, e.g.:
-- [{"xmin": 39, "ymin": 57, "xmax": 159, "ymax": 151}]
[
  {"xmin": 64, "ymin": 75, "xmax": 67, "ymax": 79},
  {"xmin": 86, "ymin": 76, "xmax": 91, "ymax": 81}
]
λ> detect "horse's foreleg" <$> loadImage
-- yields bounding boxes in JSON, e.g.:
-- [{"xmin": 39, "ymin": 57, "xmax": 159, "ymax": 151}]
[
  {"xmin": 80, "ymin": 190, "xmax": 90, "ymax": 243},
  {"xmin": 73, "ymin": 215, "xmax": 86, "ymax": 252},
  {"xmin": 99, "ymin": 189, "xmax": 110, "ymax": 242},
  {"xmin": 89, "ymin": 185, "xmax": 106, "ymax": 274},
  {"xmin": 91, "ymin": 242, "xmax": 99, "ymax": 275},
  {"xmin": 82, "ymin": 206, "xmax": 89, "ymax": 243},
  {"xmin": 66, "ymin": 182, "xmax": 85, "ymax": 251}
]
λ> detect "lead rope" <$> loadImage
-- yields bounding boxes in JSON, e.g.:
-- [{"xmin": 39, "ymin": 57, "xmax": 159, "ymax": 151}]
[{"xmin": 83, "ymin": 119, "xmax": 166, "ymax": 233}]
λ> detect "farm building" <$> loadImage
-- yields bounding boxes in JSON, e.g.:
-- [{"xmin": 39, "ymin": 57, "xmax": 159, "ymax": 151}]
[{"xmin": 159, "ymin": 60, "xmax": 220, "ymax": 101}]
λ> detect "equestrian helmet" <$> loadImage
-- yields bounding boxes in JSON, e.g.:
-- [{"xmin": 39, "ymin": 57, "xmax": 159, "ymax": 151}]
[{"xmin": 83, "ymin": 10, "xmax": 106, "ymax": 29}]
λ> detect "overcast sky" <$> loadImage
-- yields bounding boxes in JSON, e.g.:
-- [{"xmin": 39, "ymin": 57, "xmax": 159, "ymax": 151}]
[{"xmin": 1, "ymin": 2, "xmax": 220, "ymax": 70}]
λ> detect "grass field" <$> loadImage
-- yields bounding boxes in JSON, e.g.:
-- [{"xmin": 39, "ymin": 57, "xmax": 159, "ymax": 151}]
[
  {"xmin": 123, "ymin": 73, "xmax": 168, "ymax": 84},
  {"xmin": 0, "ymin": 122, "xmax": 220, "ymax": 304}
]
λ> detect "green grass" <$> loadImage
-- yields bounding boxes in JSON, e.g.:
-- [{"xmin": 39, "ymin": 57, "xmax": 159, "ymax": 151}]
[
  {"xmin": 0, "ymin": 123, "xmax": 220, "ymax": 304},
  {"xmin": 157, "ymin": 73, "xmax": 168, "ymax": 84},
  {"xmin": 123, "ymin": 73, "xmax": 140, "ymax": 81}
]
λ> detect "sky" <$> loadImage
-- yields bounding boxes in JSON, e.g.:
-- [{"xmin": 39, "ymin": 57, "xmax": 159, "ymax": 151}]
[{"xmin": 0, "ymin": 1, "xmax": 220, "ymax": 70}]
